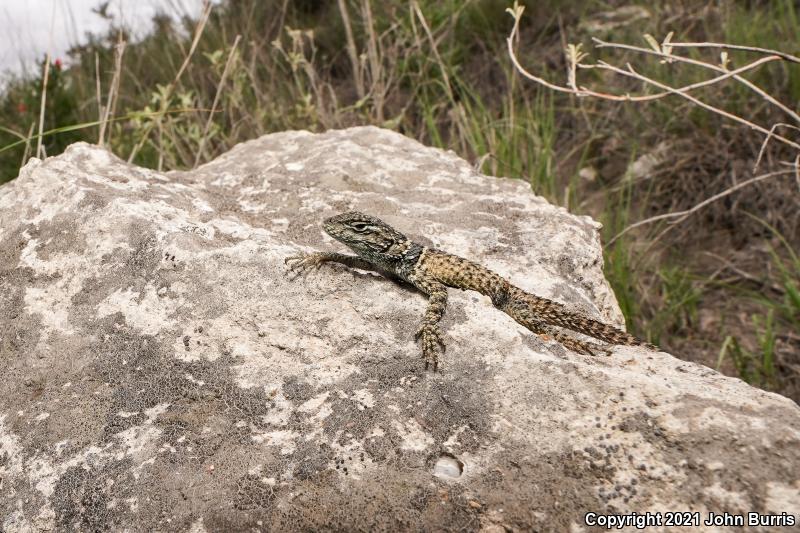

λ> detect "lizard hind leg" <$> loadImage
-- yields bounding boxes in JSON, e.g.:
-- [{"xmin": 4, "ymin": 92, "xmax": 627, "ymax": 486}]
[
  {"xmin": 501, "ymin": 297, "xmax": 610, "ymax": 356},
  {"xmin": 545, "ymin": 328, "xmax": 610, "ymax": 356}
]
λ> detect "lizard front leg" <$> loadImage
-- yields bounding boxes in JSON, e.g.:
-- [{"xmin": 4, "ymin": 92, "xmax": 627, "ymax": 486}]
[
  {"xmin": 285, "ymin": 251, "xmax": 380, "ymax": 277},
  {"xmin": 411, "ymin": 278, "xmax": 448, "ymax": 371}
]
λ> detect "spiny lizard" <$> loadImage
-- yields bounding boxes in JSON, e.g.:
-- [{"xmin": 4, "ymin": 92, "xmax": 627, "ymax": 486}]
[{"xmin": 285, "ymin": 211, "xmax": 656, "ymax": 370}]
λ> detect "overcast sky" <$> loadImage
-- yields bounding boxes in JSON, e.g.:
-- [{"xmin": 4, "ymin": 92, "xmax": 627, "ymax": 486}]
[{"xmin": 0, "ymin": 0, "xmax": 210, "ymax": 78}]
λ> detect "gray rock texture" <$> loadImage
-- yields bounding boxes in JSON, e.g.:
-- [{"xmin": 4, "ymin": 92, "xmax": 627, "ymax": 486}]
[{"xmin": 1, "ymin": 127, "xmax": 798, "ymax": 532}]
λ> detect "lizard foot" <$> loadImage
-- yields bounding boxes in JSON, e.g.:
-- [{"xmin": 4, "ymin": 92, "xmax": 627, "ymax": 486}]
[
  {"xmin": 415, "ymin": 323, "xmax": 445, "ymax": 371},
  {"xmin": 284, "ymin": 253, "xmax": 327, "ymax": 278}
]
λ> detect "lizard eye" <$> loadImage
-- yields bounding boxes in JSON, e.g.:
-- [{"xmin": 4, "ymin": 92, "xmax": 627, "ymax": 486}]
[{"xmin": 351, "ymin": 222, "xmax": 369, "ymax": 232}]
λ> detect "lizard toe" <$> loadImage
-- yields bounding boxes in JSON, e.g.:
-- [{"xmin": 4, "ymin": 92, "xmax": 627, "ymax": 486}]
[
  {"xmin": 416, "ymin": 324, "xmax": 444, "ymax": 372},
  {"xmin": 285, "ymin": 253, "xmax": 325, "ymax": 277}
]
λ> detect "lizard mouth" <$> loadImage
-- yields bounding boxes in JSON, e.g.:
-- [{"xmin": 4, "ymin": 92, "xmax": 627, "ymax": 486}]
[{"xmin": 322, "ymin": 220, "xmax": 343, "ymax": 241}]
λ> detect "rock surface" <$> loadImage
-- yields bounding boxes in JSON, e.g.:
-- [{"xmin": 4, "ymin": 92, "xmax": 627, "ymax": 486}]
[{"xmin": 1, "ymin": 127, "xmax": 798, "ymax": 532}]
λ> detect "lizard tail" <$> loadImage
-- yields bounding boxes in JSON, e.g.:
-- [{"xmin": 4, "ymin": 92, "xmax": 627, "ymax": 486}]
[{"xmin": 501, "ymin": 285, "xmax": 656, "ymax": 349}]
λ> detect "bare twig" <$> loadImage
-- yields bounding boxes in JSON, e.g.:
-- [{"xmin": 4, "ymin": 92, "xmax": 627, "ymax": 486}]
[
  {"xmin": 507, "ymin": 7, "xmax": 790, "ymax": 109},
  {"xmin": 592, "ymin": 38, "xmax": 800, "ymax": 125},
  {"xmin": 195, "ymin": 35, "xmax": 242, "ymax": 168},
  {"xmin": 413, "ymin": 1, "xmax": 453, "ymax": 102},
  {"xmin": 363, "ymin": 0, "xmax": 385, "ymax": 121},
  {"xmin": 95, "ymin": 52, "xmax": 103, "ymax": 141},
  {"xmin": 22, "ymin": 122, "xmax": 35, "ymax": 167},
  {"xmin": 667, "ymin": 42, "xmax": 800, "ymax": 63},
  {"xmin": 591, "ymin": 61, "xmax": 800, "ymax": 152},
  {"xmin": 506, "ymin": 6, "xmax": 611, "ymax": 98},
  {"xmin": 337, "ymin": 0, "xmax": 364, "ymax": 99},
  {"xmin": 795, "ymin": 155, "xmax": 800, "ymax": 191},
  {"xmin": 507, "ymin": 2, "xmax": 800, "ymax": 157},
  {"xmin": 606, "ymin": 169, "xmax": 795, "ymax": 246},
  {"xmin": 99, "ymin": 35, "xmax": 126, "ymax": 147},
  {"xmin": 755, "ymin": 124, "xmax": 800, "ymax": 171},
  {"xmin": 36, "ymin": 54, "xmax": 51, "ymax": 159},
  {"xmin": 703, "ymin": 251, "xmax": 784, "ymax": 292},
  {"xmin": 128, "ymin": 0, "xmax": 213, "ymax": 164}
]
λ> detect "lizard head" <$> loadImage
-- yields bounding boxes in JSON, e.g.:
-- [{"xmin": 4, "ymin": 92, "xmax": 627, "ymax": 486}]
[{"xmin": 324, "ymin": 211, "xmax": 410, "ymax": 260}]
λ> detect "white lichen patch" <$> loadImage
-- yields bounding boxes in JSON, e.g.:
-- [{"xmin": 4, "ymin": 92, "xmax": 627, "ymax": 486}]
[
  {"xmin": 208, "ymin": 171, "xmax": 242, "ymax": 187},
  {"xmin": 54, "ymin": 439, "xmax": 69, "ymax": 456},
  {"xmin": 392, "ymin": 418, "xmax": 434, "ymax": 452},
  {"xmin": 764, "ymin": 481, "xmax": 800, "ymax": 513},
  {"xmin": 703, "ymin": 482, "xmax": 750, "ymax": 511},
  {"xmin": 116, "ymin": 403, "xmax": 169, "ymax": 460},
  {"xmin": 97, "ymin": 285, "xmax": 179, "ymax": 335},
  {"xmin": 23, "ymin": 442, "xmax": 113, "ymax": 504},
  {"xmin": 443, "ymin": 425, "xmax": 469, "ymax": 448},
  {"xmin": 299, "ymin": 391, "xmax": 330, "ymax": 413},
  {"xmin": 226, "ymin": 310, "xmax": 359, "ymax": 387},
  {"xmin": 29, "ymin": 456, "xmax": 58, "ymax": 496},
  {"xmin": 24, "ymin": 285, "xmax": 77, "ymax": 334},
  {"xmin": 261, "ymin": 389, "xmax": 293, "ymax": 427},
  {"xmin": 184, "ymin": 373, "xmax": 205, "ymax": 386},
  {"xmin": 351, "ymin": 389, "xmax": 375, "ymax": 410},
  {"xmin": 270, "ymin": 218, "xmax": 289, "ymax": 230},
  {"xmin": 27, "ymin": 186, "xmax": 87, "ymax": 225},
  {"xmin": 192, "ymin": 197, "xmax": 215, "ymax": 213},
  {"xmin": 692, "ymin": 407, "xmax": 742, "ymax": 432},
  {"xmin": 252, "ymin": 430, "xmax": 299, "ymax": 455},
  {"xmin": 0, "ymin": 415, "xmax": 25, "ymax": 477},
  {"xmin": 208, "ymin": 218, "xmax": 274, "ymax": 241},
  {"xmin": 188, "ymin": 517, "xmax": 209, "ymax": 533}
]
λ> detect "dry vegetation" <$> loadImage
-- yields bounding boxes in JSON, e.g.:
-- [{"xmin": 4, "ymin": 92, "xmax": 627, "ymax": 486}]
[{"xmin": 1, "ymin": 0, "xmax": 798, "ymax": 400}]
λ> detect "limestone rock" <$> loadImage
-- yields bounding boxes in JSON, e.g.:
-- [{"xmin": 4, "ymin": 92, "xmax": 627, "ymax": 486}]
[{"xmin": 0, "ymin": 127, "xmax": 798, "ymax": 531}]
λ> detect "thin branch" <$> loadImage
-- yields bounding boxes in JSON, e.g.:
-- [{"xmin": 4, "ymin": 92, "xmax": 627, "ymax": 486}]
[
  {"xmin": 606, "ymin": 170, "xmax": 795, "ymax": 246},
  {"xmin": 593, "ymin": 61, "xmax": 800, "ymax": 152},
  {"xmin": 592, "ymin": 38, "xmax": 800, "ymax": 124},
  {"xmin": 128, "ymin": 0, "xmax": 212, "ymax": 164},
  {"xmin": 506, "ymin": 6, "xmax": 614, "ymax": 99},
  {"xmin": 505, "ymin": 3, "xmax": 800, "ymax": 254},
  {"xmin": 586, "ymin": 55, "xmax": 781, "ymax": 102},
  {"xmin": 99, "ymin": 35, "xmax": 126, "ymax": 146},
  {"xmin": 755, "ymin": 123, "xmax": 800, "ymax": 171},
  {"xmin": 194, "ymin": 34, "xmax": 241, "ymax": 168},
  {"xmin": 21, "ymin": 122, "xmax": 35, "ymax": 167},
  {"xmin": 36, "ymin": 54, "xmax": 51, "ymax": 159},
  {"xmin": 363, "ymin": 0, "xmax": 385, "ymax": 121},
  {"xmin": 667, "ymin": 42, "xmax": 800, "ymax": 64},
  {"xmin": 337, "ymin": 0, "xmax": 364, "ymax": 99},
  {"xmin": 412, "ymin": 1, "xmax": 453, "ymax": 102},
  {"xmin": 95, "ymin": 52, "xmax": 103, "ymax": 142},
  {"xmin": 795, "ymin": 155, "xmax": 800, "ymax": 191},
  {"xmin": 508, "ymin": 9, "xmax": 788, "ymax": 108}
]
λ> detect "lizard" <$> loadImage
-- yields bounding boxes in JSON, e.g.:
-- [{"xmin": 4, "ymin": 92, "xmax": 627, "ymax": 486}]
[{"xmin": 285, "ymin": 211, "xmax": 656, "ymax": 371}]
